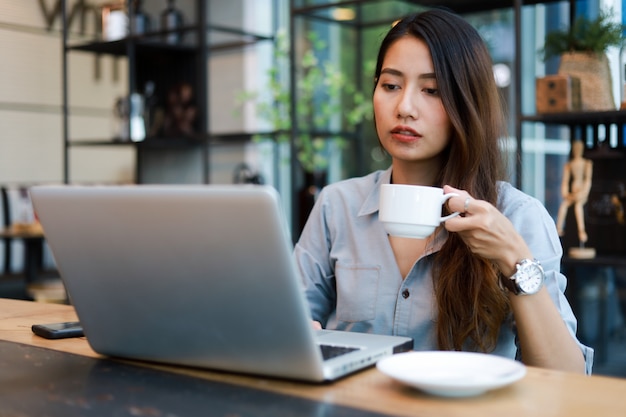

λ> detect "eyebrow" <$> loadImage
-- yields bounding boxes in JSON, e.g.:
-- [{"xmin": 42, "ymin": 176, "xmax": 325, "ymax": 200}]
[{"xmin": 380, "ymin": 68, "xmax": 436, "ymax": 80}]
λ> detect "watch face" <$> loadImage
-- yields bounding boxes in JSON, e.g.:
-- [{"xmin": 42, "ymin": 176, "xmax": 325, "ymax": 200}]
[{"xmin": 515, "ymin": 260, "xmax": 544, "ymax": 294}]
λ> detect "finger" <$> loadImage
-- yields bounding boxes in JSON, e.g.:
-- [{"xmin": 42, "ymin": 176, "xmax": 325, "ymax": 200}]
[
  {"xmin": 443, "ymin": 184, "xmax": 461, "ymax": 194},
  {"xmin": 311, "ymin": 320, "xmax": 322, "ymax": 330},
  {"xmin": 443, "ymin": 185, "xmax": 472, "ymax": 215}
]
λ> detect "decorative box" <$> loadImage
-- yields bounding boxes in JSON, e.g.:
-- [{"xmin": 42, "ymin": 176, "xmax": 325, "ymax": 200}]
[{"xmin": 536, "ymin": 75, "xmax": 581, "ymax": 113}]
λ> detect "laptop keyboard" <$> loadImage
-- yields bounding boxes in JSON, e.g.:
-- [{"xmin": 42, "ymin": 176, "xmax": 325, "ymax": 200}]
[{"xmin": 319, "ymin": 344, "xmax": 360, "ymax": 360}]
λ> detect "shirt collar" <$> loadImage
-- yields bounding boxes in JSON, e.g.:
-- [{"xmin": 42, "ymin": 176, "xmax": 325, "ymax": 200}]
[{"xmin": 358, "ymin": 166, "xmax": 392, "ymax": 217}]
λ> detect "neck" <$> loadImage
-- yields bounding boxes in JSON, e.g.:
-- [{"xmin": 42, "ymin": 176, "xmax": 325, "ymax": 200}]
[{"xmin": 390, "ymin": 158, "xmax": 443, "ymax": 186}]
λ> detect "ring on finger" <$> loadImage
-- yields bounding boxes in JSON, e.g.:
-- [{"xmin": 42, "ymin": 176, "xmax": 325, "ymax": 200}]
[{"xmin": 463, "ymin": 197, "xmax": 471, "ymax": 213}]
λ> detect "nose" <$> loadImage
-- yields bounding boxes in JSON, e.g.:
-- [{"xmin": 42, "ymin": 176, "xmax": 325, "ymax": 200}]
[{"xmin": 396, "ymin": 90, "xmax": 417, "ymax": 120}]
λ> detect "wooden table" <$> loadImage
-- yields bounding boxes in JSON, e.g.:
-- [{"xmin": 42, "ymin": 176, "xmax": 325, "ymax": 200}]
[{"xmin": 1, "ymin": 298, "xmax": 625, "ymax": 417}]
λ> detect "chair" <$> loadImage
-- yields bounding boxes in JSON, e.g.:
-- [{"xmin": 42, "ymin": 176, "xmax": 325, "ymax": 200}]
[
  {"xmin": 0, "ymin": 186, "xmax": 47, "ymax": 295},
  {"xmin": 1, "ymin": 186, "xmax": 12, "ymax": 275}
]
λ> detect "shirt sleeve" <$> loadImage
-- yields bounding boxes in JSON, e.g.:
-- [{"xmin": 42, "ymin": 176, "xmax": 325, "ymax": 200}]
[
  {"xmin": 499, "ymin": 183, "xmax": 595, "ymax": 374},
  {"xmin": 293, "ymin": 187, "xmax": 337, "ymax": 326}
]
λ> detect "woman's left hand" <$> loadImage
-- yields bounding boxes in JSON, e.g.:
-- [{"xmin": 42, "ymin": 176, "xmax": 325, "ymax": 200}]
[{"xmin": 442, "ymin": 185, "xmax": 532, "ymax": 276}]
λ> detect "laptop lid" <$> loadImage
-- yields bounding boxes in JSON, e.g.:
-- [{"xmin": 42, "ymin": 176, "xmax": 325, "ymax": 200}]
[{"xmin": 31, "ymin": 184, "xmax": 412, "ymax": 382}]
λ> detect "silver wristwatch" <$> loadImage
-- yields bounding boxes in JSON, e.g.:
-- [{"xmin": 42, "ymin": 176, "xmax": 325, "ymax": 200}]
[{"xmin": 502, "ymin": 259, "xmax": 545, "ymax": 295}]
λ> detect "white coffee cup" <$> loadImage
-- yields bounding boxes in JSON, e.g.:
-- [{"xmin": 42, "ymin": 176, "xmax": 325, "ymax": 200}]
[{"xmin": 379, "ymin": 184, "xmax": 460, "ymax": 239}]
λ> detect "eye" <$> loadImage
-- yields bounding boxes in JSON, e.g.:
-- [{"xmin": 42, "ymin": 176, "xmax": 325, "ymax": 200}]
[
  {"xmin": 381, "ymin": 83, "xmax": 400, "ymax": 91},
  {"xmin": 423, "ymin": 88, "xmax": 439, "ymax": 96}
]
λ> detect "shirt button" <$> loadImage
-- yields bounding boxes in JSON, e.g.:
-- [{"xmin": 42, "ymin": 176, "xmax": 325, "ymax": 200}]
[{"xmin": 402, "ymin": 289, "xmax": 410, "ymax": 299}]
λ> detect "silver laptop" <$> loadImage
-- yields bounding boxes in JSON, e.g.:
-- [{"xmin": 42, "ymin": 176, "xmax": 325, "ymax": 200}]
[{"xmin": 30, "ymin": 184, "xmax": 413, "ymax": 382}]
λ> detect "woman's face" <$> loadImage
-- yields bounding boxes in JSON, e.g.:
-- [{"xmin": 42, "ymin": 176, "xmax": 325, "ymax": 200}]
[{"xmin": 373, "ymin": 36, "xmax": 452, "ymax": 170}]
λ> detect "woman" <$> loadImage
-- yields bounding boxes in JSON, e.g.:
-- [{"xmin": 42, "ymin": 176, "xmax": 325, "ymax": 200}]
[{"xmin": 294, "ymin": 9, "xmax": 592, "ymax": 374}]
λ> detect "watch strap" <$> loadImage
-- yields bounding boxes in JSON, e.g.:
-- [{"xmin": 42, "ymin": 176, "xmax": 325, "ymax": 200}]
[{"xmin": 499, "ymin": 272, "xmax": 520, "ymax": 294}]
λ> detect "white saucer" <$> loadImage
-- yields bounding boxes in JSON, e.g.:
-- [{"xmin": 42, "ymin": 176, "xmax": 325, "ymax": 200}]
[{"xmin": 376, "ymin": 351, "xmax": 526, "ymax": 397}]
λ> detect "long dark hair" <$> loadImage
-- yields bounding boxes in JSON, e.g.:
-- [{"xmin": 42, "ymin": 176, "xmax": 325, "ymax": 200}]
[{"xmin": 375, "ymin": 9, "xmax": 510, "ymax": 352}]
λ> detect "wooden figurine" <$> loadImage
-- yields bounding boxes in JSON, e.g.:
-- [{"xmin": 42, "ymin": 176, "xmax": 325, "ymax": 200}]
[{"xmin": 556, "ymin": 140, "xmax": 595, "ymax": 258}]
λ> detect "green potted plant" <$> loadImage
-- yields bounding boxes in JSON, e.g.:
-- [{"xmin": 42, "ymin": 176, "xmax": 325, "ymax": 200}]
[
  {"xmin": 539, "ymin": 10, "xmax": 623, "ymax": 110},
  {"xmin": 237, "ymin": 30, "xmax": 373, "ymax": 174},
  {"xmin": 540, "ymin": 11, "xmax": 622, "ymax": 59}
]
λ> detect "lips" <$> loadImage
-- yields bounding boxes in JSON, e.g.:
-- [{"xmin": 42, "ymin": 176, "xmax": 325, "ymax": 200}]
[{"xmin": 391, "ymin": 125, "xmax": 420, "ymax": 142}]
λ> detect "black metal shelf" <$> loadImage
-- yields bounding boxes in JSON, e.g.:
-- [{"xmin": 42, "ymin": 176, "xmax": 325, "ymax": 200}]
[
  {"xmin": 66, "ymin": 38, "xmax": 196, "ymax": 56},
  {"xmin": 402, "ymin": 0, "xmax": 565, "ymax": 13},
  {"xmin": 522, "ymin": 111, "xmax": 626, "ymax": 151},
  {"xmin": 67, "ymin": 132, "xmax": 267, "ymax": 148},
  {"xmin": 68, "ymin": 137, "xmax": 205, "ymax": 148},
  {"xmin": 523, "ymin": 110, "xmax": 626, "ymax": 126},
  {"xmin": 290, "ymin": 0, "xmax": 567, "ymax": 26},
  {"xmin": 61, "ymin": 0, "xmax": 277, "ymax": 184},
  {"xmin": 66, "ymin": 24, "xmax": 274, "ymax": 56}
]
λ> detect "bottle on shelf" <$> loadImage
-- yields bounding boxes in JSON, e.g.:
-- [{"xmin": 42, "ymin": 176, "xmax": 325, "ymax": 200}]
[
  {"xmin": 143, "ymin": 81, "xmax": 158, "ymax": 137},
  {"xmin": 103, "ymin": 6, "xmax": 128, "ymax": 41},
  {"xmin": 129, "ymin": 92, "xmax": 146, "ymax": 142},
  {"xmin": 131, "ymin": 0, "xmax": 151, "ymax": 35},
  {"xmin": 16, "ymin": 187, "xmax": 35, "ymax": 227},
  {"xmin": 160, "ymin": 0, "xmax": 184, "ymax": 44}
]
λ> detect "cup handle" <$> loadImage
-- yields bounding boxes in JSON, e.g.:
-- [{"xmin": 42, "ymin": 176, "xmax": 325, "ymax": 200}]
[{"xmin": 440, "ymin": 192, "xmax": 460, "ymax": 222}]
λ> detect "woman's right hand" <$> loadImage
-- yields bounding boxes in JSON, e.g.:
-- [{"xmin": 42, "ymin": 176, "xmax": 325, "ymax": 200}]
[{"xmin": 311, "ymin": 320, "xmax": 322, "ymax": 330}]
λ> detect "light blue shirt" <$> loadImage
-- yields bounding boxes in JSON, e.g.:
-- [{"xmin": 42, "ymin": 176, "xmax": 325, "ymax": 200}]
[{"xmin": 294, "ymin": 167, "xmax": 594, "ymax": 374}]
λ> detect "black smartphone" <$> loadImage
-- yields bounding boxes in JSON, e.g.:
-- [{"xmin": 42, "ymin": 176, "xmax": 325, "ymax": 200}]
[{"xmin": 31, "ymin": 321, "xmax": 84, "ymax": 339}]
